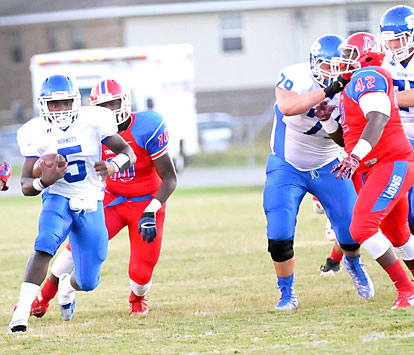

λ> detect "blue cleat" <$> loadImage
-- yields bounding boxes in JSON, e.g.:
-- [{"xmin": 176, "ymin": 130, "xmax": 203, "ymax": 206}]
[
  {"xmin": 59, "ymin": 299, "xmax": 76, "ymax": 321},
  {"xmin": 275, "ymin": 279, "xmax": 298, "ymax": 311},
  {"xmin": 343, "ymin": 254, "xmax": 374, "ymax": 299}
]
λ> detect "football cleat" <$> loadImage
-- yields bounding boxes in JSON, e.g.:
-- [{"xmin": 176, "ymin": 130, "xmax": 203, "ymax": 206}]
[
  {"xmin": 320, "ymin": 257, "xmax": 342, "ymax": 276},
  {"xmin": 129, "ymin": 292, "xmax": 148, "ymax": 315},
  {"xmin": 343, "ymin": 255, "xmax": 374, "ymax": 299},
  {"xmin": 9, "ymin": 319, "xmax": 28, "ymax": 333},
  {"xmin": 58, "ymin": 273, "xmax": 76, "ymax": 321},
  {"xmin": 30, "ymin": 296, "xmax": 49, "ymax": 318},
  {"xmin": 59, "ymin": 299, "xmax": 76, "ymax": 321},
  {"xmin": 391, "ymin": 289, "xmax": 414, "ymax": 309},
  {"xmin": 275, "ymin": 280, "xmax": 298, "ymax": 311}
]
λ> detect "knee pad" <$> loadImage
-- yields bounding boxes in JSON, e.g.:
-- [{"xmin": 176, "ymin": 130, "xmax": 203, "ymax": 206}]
[
  {"xmin": 339, "ymin": 243, "xmax": 360, "ymax": 252},
  {"xmin": 268, "ymin": 239, "xmax": 294, "ymax": 262}
]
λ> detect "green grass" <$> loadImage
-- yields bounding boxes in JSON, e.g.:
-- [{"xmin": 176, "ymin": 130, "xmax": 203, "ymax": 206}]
[{"xmin": 1, "ymin": 187, "xmax": 414, "ymax": 354}]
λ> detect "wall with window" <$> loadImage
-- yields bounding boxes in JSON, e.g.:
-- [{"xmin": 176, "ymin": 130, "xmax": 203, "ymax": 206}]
[
  {"xmin": 0, "ymin": 1, "xmax": 402, "ymax": 121},
  {"xmin": 124, "ymin": 3, "xmax": 396, "ymax": 116},
  {"xmin": 0, "ymin": 19, "xmax": 122, "ymax": 121}
]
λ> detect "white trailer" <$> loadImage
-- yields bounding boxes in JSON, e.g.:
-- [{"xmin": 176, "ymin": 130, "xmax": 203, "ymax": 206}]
[{"xmin": 30, "ymin": 43, "xmax": 199, "ymax": 171}]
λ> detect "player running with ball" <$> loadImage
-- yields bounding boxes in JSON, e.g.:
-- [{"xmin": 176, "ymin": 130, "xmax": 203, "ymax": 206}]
[{"xmin": 30, "ymin": 79, "xmax": 177, "ymax": 318}]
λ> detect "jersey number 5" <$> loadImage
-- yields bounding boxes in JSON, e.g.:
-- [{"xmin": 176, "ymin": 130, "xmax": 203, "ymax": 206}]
[{"xmin": 58, "ymin": 145, "xmax": 87, "ymax": 183}]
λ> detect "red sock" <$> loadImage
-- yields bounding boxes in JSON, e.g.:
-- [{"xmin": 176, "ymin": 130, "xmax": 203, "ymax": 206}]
[
  {"xmin": 384, "ymin": 260, "xmax": 414, "ymax": 292},
  {"xmin": 40, "ymin": 279, "xmax": 59, "ymax": 303},
  {"xmin": 330, "ymin": 247, "xmax": 343, "ymax": 262}
]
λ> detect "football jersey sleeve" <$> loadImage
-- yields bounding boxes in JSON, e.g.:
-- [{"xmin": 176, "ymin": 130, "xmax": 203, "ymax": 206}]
[
  {"xmin": 346, "ymin": 68, "xmax": 389, "ymax": 103},
  {"xmin": 16, "ymin": 118, "xmax": 41, "ymax": 158},
  {"xmin": 275, "ymin": 63, "xmax": 314, "ymax": 95},
  {"xmin": 131, "ymin": 111, "xmax": 169, "ymax": 160}
]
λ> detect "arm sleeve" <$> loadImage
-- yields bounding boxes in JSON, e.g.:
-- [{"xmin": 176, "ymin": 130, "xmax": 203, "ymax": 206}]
[{"xmin": 359, "ymin": 92, "xmax": 391, "ymax": 117}]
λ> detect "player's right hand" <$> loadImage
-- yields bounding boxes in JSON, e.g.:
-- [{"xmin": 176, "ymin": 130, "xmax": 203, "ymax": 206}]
[
  {"xmin": 315, "ymin": 100, "xmax": 336, "ymax": 121},
  {"xmin": 39, "ymin": 156, "xmax": 67, "ymax": 187}
]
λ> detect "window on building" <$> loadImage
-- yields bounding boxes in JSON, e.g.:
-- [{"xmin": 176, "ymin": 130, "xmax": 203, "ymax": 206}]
[
  {"xmin": 47, "ymin": 26, "xmax": 59, "ymax": 52},
  {"xmin": 346, "ymin": 7, "xmax": 370, "ymax": 35},
  {"xmin": 219, "ymin": 13, "xmax": 244, "ymax": 53},
  {"xmin": 8, "ymin": 30, "xmax": 23, "ymax": 65},
  {"xmin": 71, "ymin": 23, "xmax": 84, "ymax": 49}
]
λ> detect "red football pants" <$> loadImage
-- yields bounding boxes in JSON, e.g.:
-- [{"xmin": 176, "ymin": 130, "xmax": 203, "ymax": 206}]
[
  {"xmin": 67, "ymin": 197, "xmax": 165, "ymax": 285},
  {"xmin": 350, "ymin": 161, "xmax": 414, "ymax": 247}
]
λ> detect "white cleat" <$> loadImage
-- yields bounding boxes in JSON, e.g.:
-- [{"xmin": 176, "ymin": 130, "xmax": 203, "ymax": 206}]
[{"xmin": 9, "ymin": 319, "xmax": 28, "ymax": 333}]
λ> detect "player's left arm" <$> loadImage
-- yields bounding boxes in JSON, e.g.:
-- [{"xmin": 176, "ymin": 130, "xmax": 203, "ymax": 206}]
[
  {"xmin": 139, "ymin": 153, "xmax": 177, "ymax": 244},
  {"xmin": 152, "ymin": 152, "xmax": 177, "ymax": 205},
  {"xmin": 95, "ymin": 134, "xmax": 137, "ymax": 179}
]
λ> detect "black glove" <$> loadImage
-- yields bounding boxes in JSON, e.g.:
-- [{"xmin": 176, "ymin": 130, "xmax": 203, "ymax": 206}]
[
  {"xmin": 331, "ymin": 154, "xmax": 360, "ymax": 180},
  {"xmin": 324, "ymin": 75, "xmax": 350, "ymax": 99},
  {"xmin": 139, "ymin": 211, "xmax": 157, "ymax": 243}
]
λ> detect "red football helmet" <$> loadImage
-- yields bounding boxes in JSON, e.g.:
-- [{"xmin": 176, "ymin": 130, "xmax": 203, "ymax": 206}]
[
  {"xmin": 334, "ymin": 32, "xmax": 385, "ymax": 76},
  {"xmin": 90, "ymin": 79, "xmax": 131, "ymax": 124}
]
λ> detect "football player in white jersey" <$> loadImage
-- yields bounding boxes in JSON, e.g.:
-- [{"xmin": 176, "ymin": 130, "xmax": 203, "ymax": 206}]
[
  {"xmin": 9, "ymin": 75, "xmax": 136, "ymax": 333},
  {"xmin": 263, "ymin": 34, "xmax": 374, "ymax": 310},
  {"xmin": 379, "ymin": 5, "xmax": 414, "ymax": 278}
]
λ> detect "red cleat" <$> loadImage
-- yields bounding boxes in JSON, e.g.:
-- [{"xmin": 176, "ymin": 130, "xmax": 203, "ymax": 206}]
[
  {"xmin": 391, "ymin": 289, "xmax": 414, "ymax": 309},
  {"xmin": 30, "ymin": 297, "xmax": 50, "ymax": 318},
  {"xmin": 129, "ymin": 293, "xmax": 148, "ymax": 316}
]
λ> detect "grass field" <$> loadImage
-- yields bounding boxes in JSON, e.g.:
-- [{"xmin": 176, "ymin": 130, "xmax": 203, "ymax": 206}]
[{"xmin": 1, "ymin": 186, "xmax": 414, "ymax": 354}]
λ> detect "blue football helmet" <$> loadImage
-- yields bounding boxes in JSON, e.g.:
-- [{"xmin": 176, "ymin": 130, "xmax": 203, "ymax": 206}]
[
  {"xmin": 310, "ymin": 34, "xmax": 345, "ymax": 87},
  {"xmin": 38, "ymin": 75, "xmax": 81, "ymax": 128},
  {"xmin": 379, "ymin": 5, "xmax": 414, "ymax": 62}
]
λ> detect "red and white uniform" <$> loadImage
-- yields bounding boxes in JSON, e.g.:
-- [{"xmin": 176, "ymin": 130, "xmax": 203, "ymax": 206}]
[
  {"xmin": 339, "ymin": 65, "xmax": 414, "ymax": 245},
  {"xmin": 69, "ymin": 110, "xmax": 169, "ymax": 285}
]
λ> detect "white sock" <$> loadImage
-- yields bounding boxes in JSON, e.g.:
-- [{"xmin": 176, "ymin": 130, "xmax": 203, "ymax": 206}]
[
  {"xmin": 11, "ymin": 282, "xmax": 40, "ymax": 324},
  {"xmin": 58, "ymin": 274, "xmax": 76, "ymax": 305},
  {"xmin": 130, "ymin": 279, "xmax": 152, "ymax": 297}
]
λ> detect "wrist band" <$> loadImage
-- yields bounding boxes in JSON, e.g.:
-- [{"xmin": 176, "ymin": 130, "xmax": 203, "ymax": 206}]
[
  {"xmin": 144, "ymin": 199, "xmax": 162, "ymax": 213},
  {"xmin": 320, "ymin": 117, "xmax": 339, "ymax": 134},
  {"xmin": 351, "ymin": 138, "xmax": 372, "ymax": 160},
  {"xmin": 110, "ymin": 161, "xmax": 120, "ymax": 173},
  {"xmin": 33, "ymin": 178, "xmax": 46, "ymax": 192},
  {"xmin": 111, "ymin": 153, "xmax": 130, "ymax": 172}
]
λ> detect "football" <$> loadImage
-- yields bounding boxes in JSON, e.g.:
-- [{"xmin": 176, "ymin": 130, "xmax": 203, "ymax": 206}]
[{"xmin": 32, "ymin": 153, "xmax": 66, "ymax": 178}]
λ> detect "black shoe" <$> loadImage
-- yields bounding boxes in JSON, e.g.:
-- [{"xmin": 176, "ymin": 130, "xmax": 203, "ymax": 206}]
[
  {"xmin": 320, "ymin": 257, "xmax": 341, "ymax": 276},
  {"xmin": 11, "ymin": 325, "xmax": 27, "ymax": 333}
]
